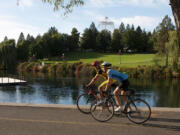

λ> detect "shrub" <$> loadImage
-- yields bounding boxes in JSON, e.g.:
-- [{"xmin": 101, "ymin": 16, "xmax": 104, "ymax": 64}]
[
  {"xmin": 17, "ymin": 62, "xmax": 180, "ymax": 78},
  {"xmin": 48, "ymin": 64, "xmax": 58, "ymax": 74},
  {"xmin": 17, "ymin": 62, "xmax": 28, "ymax": 72},
  {"xmin": 24, "ymin": 63, "xmax": 36, "ymax": 72},
  {"xmin": 41, "ymin": 64, "xmax": 50, "ymax": 73}
]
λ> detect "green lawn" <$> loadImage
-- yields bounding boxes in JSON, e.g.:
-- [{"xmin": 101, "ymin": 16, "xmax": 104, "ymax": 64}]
[{"xmin": 42, "ymin": 52, "xmax": 156, "ymax": 67}]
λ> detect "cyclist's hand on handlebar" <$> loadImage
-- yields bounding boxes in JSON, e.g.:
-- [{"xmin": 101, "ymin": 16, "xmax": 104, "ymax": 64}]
[{"xmin": 85, "ymin": 84, "xmax": 91, "ymax": 89}]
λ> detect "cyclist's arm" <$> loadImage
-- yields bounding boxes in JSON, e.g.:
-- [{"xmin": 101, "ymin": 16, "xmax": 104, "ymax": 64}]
[
  {"xmin": 104, "ymin": 77, "xmax": 113, "ymax": 91},
  {"xmin": 87, "ymin": 74, "xmax": 100, "ymax": 87}
]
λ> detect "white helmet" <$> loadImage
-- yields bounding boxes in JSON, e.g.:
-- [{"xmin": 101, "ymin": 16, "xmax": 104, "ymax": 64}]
[{"xmin": 101, "ymin": 62, "xmax": 112, "ymax": 67}]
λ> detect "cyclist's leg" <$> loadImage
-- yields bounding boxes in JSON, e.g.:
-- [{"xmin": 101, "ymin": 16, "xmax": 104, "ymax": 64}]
[
  {"xmin": 121, "ymin": 80, "xmax": 130, "ymax": 110},
  {"xmin": 113, "ymin": 87, "xmax": 122, "ymax": 107},
  {"xmin": 114, "ymin": 79, "xmax": 129, "ymax": 107},
  {"xmin": 98, "ymin": 80, "xmax": 108, "ymax": 101},
  {"xmin": 121, "ymin": 90, "xmax": 127, "ymax": 104}
]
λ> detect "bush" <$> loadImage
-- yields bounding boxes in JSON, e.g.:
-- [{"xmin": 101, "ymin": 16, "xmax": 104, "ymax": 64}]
[
  {"xmin": 17, "ymin": 62, "xmax": 180, "ymax": 78},
  {"xmin": 17, "ymin": 62, "xmax": 28, "ymax": 72},
  {"xmin": 41, "ymin": 64, "xmax": 49, "ymax": 73},
  {"xmin": 48, "ymin": 64, "xmax": 58, "ymax": 74},
  {"xmin": 56, "ymin": 63, "xmax": 68, "ymax": 77},
  {"xmin": 24, "ymin": 62, "xmax": 37, "ymax": 72}
]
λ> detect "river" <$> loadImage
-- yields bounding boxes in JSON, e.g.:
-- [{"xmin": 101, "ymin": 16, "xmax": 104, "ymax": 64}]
[{"xmin": 0, "ymin": 73, "xmax": 180, "ymax": 107}]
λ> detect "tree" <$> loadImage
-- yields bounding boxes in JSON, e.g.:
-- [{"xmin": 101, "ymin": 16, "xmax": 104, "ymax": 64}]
[
  {"xmin": 119, "ymin": 22, "xmax": 125, "ymax": 33},
  {"xmin": 42, "ymin": 0, "xmax": 180, "ymax": 55},
  {"xmin": 26, "ymin": 34, "xmax": 35, "ymax": 44},
  {"xmin": 16, "ymin": 32, "xmax": 29, "ymax": 61},
  {"xmin": 0, "ymin": 39, "xmax": 17, "ymax": 70},
  {"xmin": 126, "ymin": 24, "xmax": 131, "ymax": 31},
  {"xmin": 111, "ymin": 29, "xmax": 122, "ymax": 52},
  {"xmin": 61, "ymin": 33, "xmax": 72, "ymax": 52},
  {"xmin": 80, "ymin": 23, "xmax": 98, "ymax": 50},
  {"xmin": 135, "ymin": 27, "xmax": 153, "ymax": 52},
  {"xmin": 147, "ymin": 32, "xmax": 155, "ymax": 53},
  {"xmin": 80, "ymin": 28, "xmax": 92, "ymax": 50},
  {"xmin": 135, "ymin": 26, "xmax": 143, "ymax": 52},
  {"xmin": 45, "ymin": 0, "xmax": 180, "ymax": 52},
  {"xmin": 169, "ymin": 0, "xmax": 180, "ymax": 52},
  {"xmin": 165, "ymin": 30, "xmax": 179, "ymax": 69},
  {"xmin": 17, "ymin": 32, "xmax": 25, "ymax": 45},
  {"xmin": 39, "ymin": 26, "xmax": 71, "ymax": 57},
  {"xmin": 16, "ymin": 40, "xmax": 29, "ymax": 61},
  {"xmin": 121, "ymin": 27, "xmax": 136, "ymax": 52},
  {"xmin": 16, "ymin": 34, "xmax": 34, "ymax": 61},
  {"xmin": 42, "ymin": 27, "xmax": 60, "ymax": 57},
  {"xmin": 29, "ymin": 35, "xmax": 44, "ymax": 59},
  {"xmin": 96, "ymin": 30, "xmax": 111, "ymax": 52},
  {"xmin": 4, "ymin": 36, "xmax": 8, "ymax": 41},
  {"xmin": 70, "ymin": 27, "xmax": 80, "ymax": 50},
  {"xmin": 89, "ymin": 22, "xmax": 98, "ymax": 50},
  {"xmin": 48, "ymin": 26, "xmax": 59, "ymax": 35},
  {"xmin": 154, "ymin": 15, "xmax": 175, "ymax": 66},
  {"xmin": 41, "ymin": 0, "xmax": 84, "ymax": 15}
]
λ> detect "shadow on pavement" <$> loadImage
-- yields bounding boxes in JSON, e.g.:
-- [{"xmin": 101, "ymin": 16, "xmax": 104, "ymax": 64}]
[
  {"xmin": 143, "ymin": 123, "xmax": 180, "ymax": 131},
  {"xmin": 149, "ymin": 117, "xmax": 180, "ymax": 123},
  {"xmin": 143, "ymin": 117, "xmax": 180, "ymax": 131},
  {"xmin": 108, "ymin": 113, "xmax": 180, "ymax": 131}
]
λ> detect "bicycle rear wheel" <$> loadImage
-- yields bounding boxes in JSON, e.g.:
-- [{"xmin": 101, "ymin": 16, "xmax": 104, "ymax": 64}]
[
  {"xmin": 90, "ymin": 99, "xmax": 114, "ymax": 122},
  {"xmin": 126, "ymin": 99, "xmax": 151, "ymax": 124},
  {"xmin": 76, "ymin": 94, "xmax": 96, "ymax": 114}
]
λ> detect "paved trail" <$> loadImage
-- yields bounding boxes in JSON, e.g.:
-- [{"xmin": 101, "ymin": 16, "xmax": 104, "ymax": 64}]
[{"xmin": 0, "ymin": 104, "xmax": 180, "ymax": 135}]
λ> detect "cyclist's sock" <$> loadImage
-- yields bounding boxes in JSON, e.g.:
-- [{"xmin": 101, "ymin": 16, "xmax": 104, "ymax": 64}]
[{"xmin": 115, "ymin": 106, "xmax": 123, "ymax": 112}]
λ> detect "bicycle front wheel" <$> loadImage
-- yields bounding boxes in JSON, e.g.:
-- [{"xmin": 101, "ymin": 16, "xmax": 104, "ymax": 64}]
[
  {"xmin": 90, "ymin": 99, "xmax": 114, "ymax": 122},
  {"xmin": 126, "ymin": 99, "xmax": 151, "ymax": 124},
  {"xmin": 76, "ymin": 94, "xmax": 96, "ymax": 114}
]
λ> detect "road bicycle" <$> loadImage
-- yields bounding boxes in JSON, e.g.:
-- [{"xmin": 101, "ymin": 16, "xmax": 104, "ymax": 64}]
[
  {"xmin": 76, "ymin": 85, "xmax": 98, "ymax": 114},
  {"xmin": 90, "ymin": 88, "xmax": 151, "ymax": 124},
  {"xmin": 76, "ymin": 85, "xmax": 117, "ymax": 114}
]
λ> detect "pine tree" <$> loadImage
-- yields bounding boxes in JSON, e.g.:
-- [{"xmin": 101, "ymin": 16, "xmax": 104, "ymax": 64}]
[
  {"xmin": 17, "ymin": 32, "xmax": 25, "ymax": 45},
  {"xmin": 119, "ymin": 22, "xmax": 125, "ymax": 33},
  {"xmin": 111, "ymin": 29, "xmax": 122, "ymax": 52},
  {"xmin": 71, "ymin": 27, "xmax": 80, "ymax": 50}
]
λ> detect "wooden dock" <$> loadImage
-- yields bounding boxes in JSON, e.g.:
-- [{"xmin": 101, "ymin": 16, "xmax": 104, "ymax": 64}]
[{"xmin": 0, "ymin": 77, "xmax": 27, "ymax": 86}]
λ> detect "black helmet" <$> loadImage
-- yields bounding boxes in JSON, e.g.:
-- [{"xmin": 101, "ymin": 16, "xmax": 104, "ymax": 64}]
[{"xmin": 101, "ymin": 62, "xmax": 112, "ymax": 67}]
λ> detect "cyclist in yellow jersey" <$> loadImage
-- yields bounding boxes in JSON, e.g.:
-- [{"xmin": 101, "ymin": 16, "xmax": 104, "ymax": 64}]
[{"xmin": 87, "ymin": 61, "xmax": 116, "ymax": 101}]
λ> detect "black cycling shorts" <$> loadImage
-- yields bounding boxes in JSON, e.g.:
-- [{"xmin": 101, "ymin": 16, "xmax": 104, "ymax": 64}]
[{"xmin": 118, "ymin": 79, "xmax": 129, "ymax": 91}]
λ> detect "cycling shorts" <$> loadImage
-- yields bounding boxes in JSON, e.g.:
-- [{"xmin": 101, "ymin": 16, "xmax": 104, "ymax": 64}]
[{"xmin": 118, "ymin": 79, "xmax": 130, "ymax": 91}]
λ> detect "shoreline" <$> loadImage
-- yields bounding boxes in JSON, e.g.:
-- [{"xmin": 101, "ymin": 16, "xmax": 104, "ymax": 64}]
[{"xmin": 0, "ymin": 102, "xmax": 180, "ymax": 112}]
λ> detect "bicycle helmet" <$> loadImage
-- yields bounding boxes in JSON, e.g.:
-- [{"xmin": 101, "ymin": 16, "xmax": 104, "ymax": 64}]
[
  {"xmin": 92, "ymin": 61, "xmax": 99, "ymax": 66},
  {"xmin": 101, "ymin": 62, "xmax": 112, "ymax": 67}
]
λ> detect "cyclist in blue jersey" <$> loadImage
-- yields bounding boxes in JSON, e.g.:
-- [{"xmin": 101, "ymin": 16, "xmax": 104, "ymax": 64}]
[{"xmin": 101, "ymin": 62, "xmax": 130, "ymax": 112}]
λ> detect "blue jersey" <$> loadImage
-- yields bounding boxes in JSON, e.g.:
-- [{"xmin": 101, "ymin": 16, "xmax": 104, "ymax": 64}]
[{"xmin": 107, "ymin": 69, "xmax": 128, "ymax": 82}]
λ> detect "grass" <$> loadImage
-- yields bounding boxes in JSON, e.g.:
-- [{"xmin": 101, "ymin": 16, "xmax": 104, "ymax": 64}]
[{"xmin": 41, "ymin": 52, "xmax": 156, "ymax": 67}]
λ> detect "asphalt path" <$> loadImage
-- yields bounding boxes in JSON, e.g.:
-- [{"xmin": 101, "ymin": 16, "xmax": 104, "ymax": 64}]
[{"xmin": 0, "ymin": 104, "xmax": 180, "ymax": 135}]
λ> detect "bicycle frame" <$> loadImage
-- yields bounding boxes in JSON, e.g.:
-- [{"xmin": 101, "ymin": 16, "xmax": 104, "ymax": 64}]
[
  {"xmin": 102, "ymin": 90, "xmax": 136, "ymax": 114},
  {"xmin": 90, "ymin": 88, "xmax": 151, "ymax": 124}
]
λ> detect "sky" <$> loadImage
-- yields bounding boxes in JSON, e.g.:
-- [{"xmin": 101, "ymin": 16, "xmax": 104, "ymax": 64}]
[{"xmin": 0, "ymin": 0, "xmax": 174, "ymax": 42}]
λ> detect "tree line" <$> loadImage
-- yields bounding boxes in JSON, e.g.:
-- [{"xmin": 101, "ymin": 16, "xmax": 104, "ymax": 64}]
[
  {"xmin": 0, "ymin": 15, "xmax": 179, "ymax": 69},
  {"xmin": 40, "ymin": 0, "xmax": 180, "ymax": 56},
  {"xmin": 1, "ymin": 21, "xmax": 155, "ymax": 60}
]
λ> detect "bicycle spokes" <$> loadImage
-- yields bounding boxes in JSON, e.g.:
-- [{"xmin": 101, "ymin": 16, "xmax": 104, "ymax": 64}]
[
  {"xmin": 90, "ymin": 100, "xmax": 114, "ymax": 122},
  {"xmin": 126, "ymin": 99, "xmax": 151, "ymax": 124}
]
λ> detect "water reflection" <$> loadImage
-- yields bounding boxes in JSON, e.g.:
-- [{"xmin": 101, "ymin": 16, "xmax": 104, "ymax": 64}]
[
  {"xmin": 0, "ymin": 73, "xmax": 180, "ymax": 107},
  {"xmin": 130, "ymin": 78, "xmax": 180, "ymax": 107}
]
